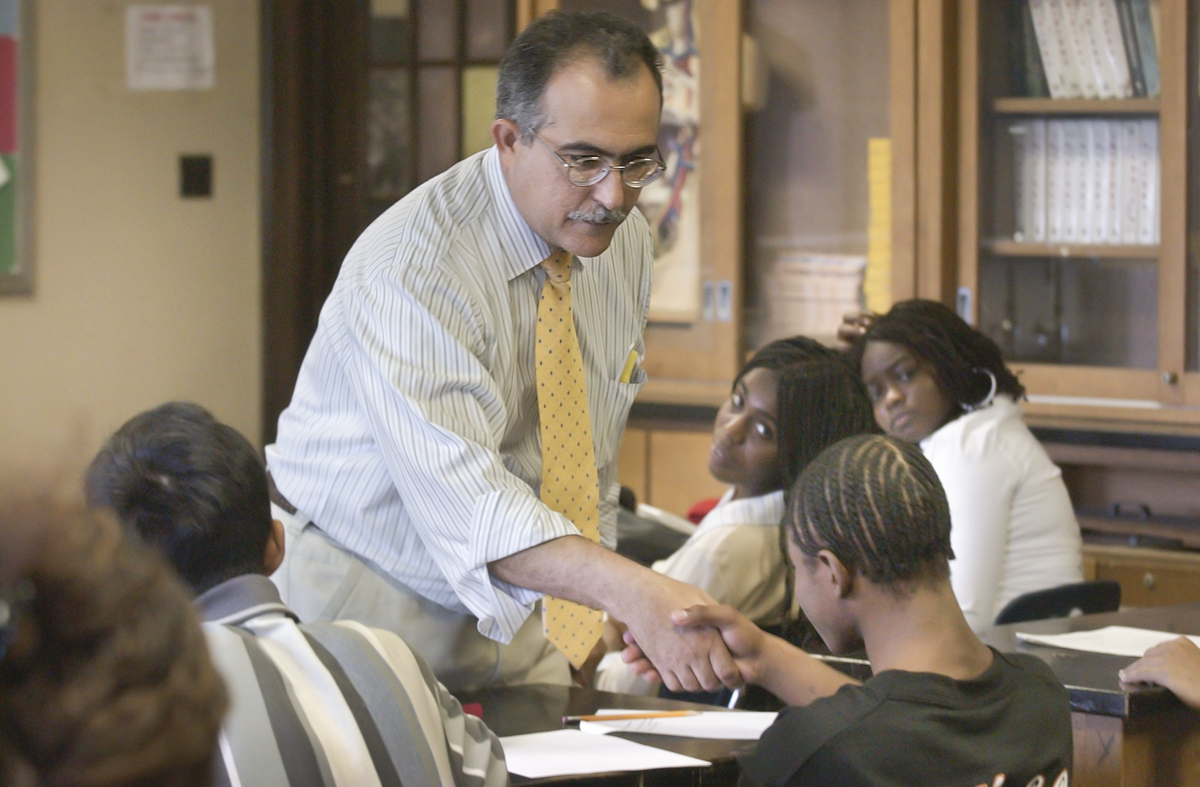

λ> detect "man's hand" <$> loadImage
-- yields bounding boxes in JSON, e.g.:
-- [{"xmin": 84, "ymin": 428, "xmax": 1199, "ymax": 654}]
[
  {"xmin": 615, "ymin": 574, "xmax": 741, "ymax": 693},
  {"xmin": 1120, "ymin": 637, "xmax": 1200, "ymax": 710},
  {"xmin": 489, "ymin": 536, "xmax": 741, "ymax": 693},
  {"xmin": 625, "ymin": 603, "xmax": 857, "ymax": 706},
  {"xmin": 836, "ymin": 310, "xmax": 876, "ymax": 347}
]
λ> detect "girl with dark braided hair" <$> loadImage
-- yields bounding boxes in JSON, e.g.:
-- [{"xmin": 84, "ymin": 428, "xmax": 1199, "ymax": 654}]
[
  {"xmin": 595, "ymin": 336, "xmax": 877, "ymax": 694},
  {"xmin": 847, "ymin": 299, "xmax": 1082, "ymax": 631},
  {"xmin": 622, "ymin": 435, "xmax": 1073, "ymax": 786}
]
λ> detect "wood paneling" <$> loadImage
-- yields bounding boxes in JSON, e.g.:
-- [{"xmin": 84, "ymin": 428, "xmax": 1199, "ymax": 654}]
[{"xmin": 646, "ymin": 430, "xmax": 726, "ymax": 518}]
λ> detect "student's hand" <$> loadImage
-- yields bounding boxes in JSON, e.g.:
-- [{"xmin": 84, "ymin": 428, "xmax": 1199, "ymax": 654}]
[
  {"xmin": 616, "ymin": 575, "xmax": 742, "ymax": 693},
  {"xmin": 836, "ymin": 310, "xmax": 876, "ymax": 347},
  {"xmin": 1120, "ymin": 637, "xmax": 1200, "ymax": 710},
  {"xmin": 670, "ymin": 604, "xmax": 772, "ymax": 684},
  {"xmin": 620, "ymin": 605, "xmax": 766, "ymax": 685}
]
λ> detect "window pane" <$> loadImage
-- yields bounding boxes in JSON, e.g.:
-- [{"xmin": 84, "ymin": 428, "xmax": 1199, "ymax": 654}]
[
  {"xmin": 417, "ymin": 0, "xmax": 459, "ymax": 61},
  {"xmin": 417, "ymin": 67, "xmax": 460, "ymax": 184},
  {"xmin": 369, "ymin": 69, "xmax": 412, "ymax": 197},
  {"xmin": 461, "ymin": 66, "xmax": 498, "ymax": 158},
  {"xmin": 979, "ymin": 256, "xmax": 1158, "ymax": 368},
  {"xmin": 466, "ymin": 0, "xmax": 511, "ymax": 60},
  {"xmin": 370, "ymin": 0, "xmax": 411, "ymax": 63}
]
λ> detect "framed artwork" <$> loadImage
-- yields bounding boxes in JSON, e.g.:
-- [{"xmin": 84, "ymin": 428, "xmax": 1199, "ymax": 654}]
[
  {"xmin": 528, "ymin": 0, "xmax": 744, "ymax": 394},
  {"xmin": 559, "ymin": 0, "xmax": 703, "ymax": 324},
  {"xmin": 0, "ymin": 0, "xmax": 31, "ymax": 295}
]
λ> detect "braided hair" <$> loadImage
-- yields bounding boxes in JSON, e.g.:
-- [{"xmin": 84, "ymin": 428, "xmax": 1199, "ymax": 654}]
[
  {"xmin": 851, "ymin": 299, "xmax": 1024, "ymax": 421},
  {"xmin": 788, "ymin": 434, "xmax": 955, "ymax": 589}
]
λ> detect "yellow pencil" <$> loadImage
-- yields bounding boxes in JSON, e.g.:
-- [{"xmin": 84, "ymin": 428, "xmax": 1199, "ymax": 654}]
[{"xmin": 562, "ymin": 710, "xmax": 700, "ymax": 724}]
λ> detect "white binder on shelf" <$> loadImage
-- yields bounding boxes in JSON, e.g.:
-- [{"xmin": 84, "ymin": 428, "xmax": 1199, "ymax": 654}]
[
  {"xmin": 1091, "ymin": 0, "xmax": 1134, "ymax": 97},
  {"xmin": 1090, "ymin": 120, "xmax": 1113, "ymax": 245},
  {"xmin": 1061, "ymin": 120, "xmax": 1087, "ymax": 243},
  {"xmin": 1029, "ymin": 0, "xmax": 1069, "ymax": 98},
  {"xmin": 1063, "ymin": 0, "xmax": 1102, "ymax": 99},
  {"xmin": 1029, "ymin": 119, "xmax": 1048, "ymax": 242},
  {"xmin": 1046, "ymin": 120, "xmax": 1067, "ymax": 242},
  {"xmin": 1118, "ymin": 120, "xmax": 1142, "ymax": 245},
  {"xmin": 1136, "ymin": 119, "xmax": 1159, "ymax": 245},
  {"xmin": 1104, "ymin": 119, "xmax": 1124, "ymax": 244}
]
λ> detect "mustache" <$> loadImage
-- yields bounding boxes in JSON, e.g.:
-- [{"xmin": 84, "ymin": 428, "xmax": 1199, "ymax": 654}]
[{"xmin": 567, "ymin": 206, "xmax": 629, "ymax": 224}]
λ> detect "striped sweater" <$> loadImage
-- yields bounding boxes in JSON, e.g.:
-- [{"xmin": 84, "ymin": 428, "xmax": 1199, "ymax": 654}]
[{"xmin": 198, "ymin": 575, "xmax": 506, "ymax": 787}]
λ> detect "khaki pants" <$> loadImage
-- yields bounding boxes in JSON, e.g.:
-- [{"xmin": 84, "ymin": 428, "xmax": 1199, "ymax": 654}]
[{"xmin": 271, "ymin": 503, "xmax": 570, "ymax": 693}]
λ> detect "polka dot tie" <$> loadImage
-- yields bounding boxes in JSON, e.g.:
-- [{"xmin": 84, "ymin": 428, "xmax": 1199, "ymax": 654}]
[{"xmin": 536, "ymin": 249, "xmax": 604, "ymax": 668}]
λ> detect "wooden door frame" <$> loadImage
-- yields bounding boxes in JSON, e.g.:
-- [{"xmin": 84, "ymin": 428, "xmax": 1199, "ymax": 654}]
[{"xmin": 260, "ymin": 2, "xmax": 367, "ymax": 444}]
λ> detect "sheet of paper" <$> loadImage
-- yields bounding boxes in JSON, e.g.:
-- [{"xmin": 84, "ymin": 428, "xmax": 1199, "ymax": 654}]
[
  {"xmin": 499, "ymin": 729, "xmax": 709, "ymax": 779},
  {"xmin": 127, "ymin": 5, "xmax": 214, "ymax": 90},
  {"xmin": 1016, "ymin": 626, "xmax": 1200, "ymax": 658},
  {"xmin": 580, "ymin": 710, "xmax": 778, "ymax": 740}
]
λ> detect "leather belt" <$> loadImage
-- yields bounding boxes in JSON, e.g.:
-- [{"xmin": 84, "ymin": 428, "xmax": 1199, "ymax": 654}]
[{"xmin": 266, "ymin": 472, "xmax": 298, "ymax": 516}]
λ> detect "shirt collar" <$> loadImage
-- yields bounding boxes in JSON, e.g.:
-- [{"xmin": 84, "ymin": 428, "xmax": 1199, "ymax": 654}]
[
  {"xmin": 195, "ymin": 574, "xmax": 298, "ymax": 626},
  {"xmin": 482, "ymin": 145, "xmax": 556, "ymax": 281},
  {"xmin": 693, "ymin": 488, "xmax": 786, "ymax": 536}
]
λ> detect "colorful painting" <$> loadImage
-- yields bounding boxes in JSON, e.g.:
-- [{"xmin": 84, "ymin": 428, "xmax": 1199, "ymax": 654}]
[
  {"xmin": 561, "ymin": 0, "xmax": 703, "ymax": 323},
  {"xmin": 0, "ymin": 0, "xmax": 29, "ymax": 294}
]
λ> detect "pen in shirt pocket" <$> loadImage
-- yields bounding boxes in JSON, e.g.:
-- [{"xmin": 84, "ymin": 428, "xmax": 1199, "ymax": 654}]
[{"xmin": 619, "ymin": 343, "xmax": 641, "ymax": 384}]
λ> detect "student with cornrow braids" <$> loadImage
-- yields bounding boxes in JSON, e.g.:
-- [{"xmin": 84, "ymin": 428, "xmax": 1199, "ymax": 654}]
[
  {"xmin": 595, "ymin": 336, "xmax": 877, "ymax": 694},
  {"xmin": 623, "ymin": 434, "xmax": 1073, "ymax": 786},
  {"xmin": 845, "ymin": 299, "xmax": 1082, "ymax": 631}
]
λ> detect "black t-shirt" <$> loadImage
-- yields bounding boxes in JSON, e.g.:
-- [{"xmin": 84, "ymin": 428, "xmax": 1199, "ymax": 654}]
[{"xmin": 739, "ymin": 649, "xmax": 1072, "ymax": 787}]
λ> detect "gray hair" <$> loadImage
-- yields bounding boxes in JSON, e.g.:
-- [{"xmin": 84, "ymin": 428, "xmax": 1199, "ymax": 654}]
[{"xmin": 495, "ymin": 10, "xmax": 662, "ymax": 141}]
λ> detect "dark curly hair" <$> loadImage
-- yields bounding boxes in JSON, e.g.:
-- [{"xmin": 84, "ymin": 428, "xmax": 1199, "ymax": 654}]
[
  {"xmin": 787, "ymin": 434, "xmax": 955, "ymax": 588},
  {"xmin": 851, "ymin": 299, "xmax": 1024, "ymax": 421}
]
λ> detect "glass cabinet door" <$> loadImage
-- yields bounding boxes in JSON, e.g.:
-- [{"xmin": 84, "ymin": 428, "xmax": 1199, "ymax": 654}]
[{"xmin": 960, "ymin": 0, "xmax": 1191, "ymax": 409}]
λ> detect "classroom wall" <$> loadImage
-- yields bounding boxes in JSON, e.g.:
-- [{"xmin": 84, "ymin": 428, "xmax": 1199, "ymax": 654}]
[{"xmin": 0, "ymin": 0, "xmax": 261, "ymax": 474}]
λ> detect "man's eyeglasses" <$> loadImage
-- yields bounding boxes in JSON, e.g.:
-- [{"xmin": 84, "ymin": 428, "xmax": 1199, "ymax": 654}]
[{"xmin": 534, "ymin": 134, "xmax": 666, "ymax": 189}]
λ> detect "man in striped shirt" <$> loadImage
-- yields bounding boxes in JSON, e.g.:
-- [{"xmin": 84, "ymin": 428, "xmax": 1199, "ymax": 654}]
[
  {"xmin": 86, "ymin": 402, "xmax": 507, "ymax": 787},
  {"xmin": 267, "ymin": 10, "xmax": 737, "ymax": 694}
]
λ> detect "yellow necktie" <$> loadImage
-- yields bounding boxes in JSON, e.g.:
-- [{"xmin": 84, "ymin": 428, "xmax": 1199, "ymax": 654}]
[{"xmin": 536, "ymin": 250, "xmax": 604, "ymax": 668}]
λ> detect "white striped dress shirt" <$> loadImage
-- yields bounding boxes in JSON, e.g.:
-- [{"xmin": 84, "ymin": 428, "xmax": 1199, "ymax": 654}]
[{"xmin": 267, "ymin": 146, "xmax": 652, "ymax": 643}]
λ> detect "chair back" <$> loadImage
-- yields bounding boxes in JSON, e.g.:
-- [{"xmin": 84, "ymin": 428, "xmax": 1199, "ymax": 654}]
[{"xmin": 993, "ymin": 580, "xmax": 1121, "ymax": 626}]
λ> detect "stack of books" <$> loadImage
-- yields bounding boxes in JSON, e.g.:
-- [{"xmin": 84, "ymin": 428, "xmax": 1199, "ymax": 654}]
[
  {"xmin": 1009, "ymin": 118, "xmax": 1159, "ymax": 245},
  {"xmin": 1020, "ymin": 0, "xmax": 1160, "ymax": 99},
  {"xmin": 762, "ymin": 251, "xmax": 866, "ymax": 343}
]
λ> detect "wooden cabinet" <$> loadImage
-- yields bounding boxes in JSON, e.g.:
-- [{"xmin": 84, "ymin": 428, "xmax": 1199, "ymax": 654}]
[
  {"xmin": 1085, "ymin": 544, "xmax": 1200, "ymax": 607},
  {"xmin": 617, "ymin": 425, "xmax": 727, "ymax": 517},
  {"xmin": 954, "ymin": 0, "xmax": 1200, "ymax": 427}
]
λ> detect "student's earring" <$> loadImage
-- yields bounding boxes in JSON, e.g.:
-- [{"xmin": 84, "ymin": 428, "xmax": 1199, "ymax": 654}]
[{"xmin": 961, "ymin": 368, "xmax": 997, "ymax": 413}]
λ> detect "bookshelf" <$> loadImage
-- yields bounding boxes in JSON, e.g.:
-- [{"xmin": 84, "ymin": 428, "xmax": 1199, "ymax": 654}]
[
  {"xmin": 958, "ymin": 0, "xmax": 1193, "ymax": 419},
  {"xmin": 992, "ymin": 97, "xmax": 1159, "ymax": 115}
]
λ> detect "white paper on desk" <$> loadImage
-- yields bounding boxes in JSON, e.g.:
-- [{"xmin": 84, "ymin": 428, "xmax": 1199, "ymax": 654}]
[
  {"xmin": 499, "ymin": 729, "xmax": 710, "ymax": 779},
  {"xmin": 1016, "ymin": 626, "xmax": 1200, "ymax": 658},
  {"xmin": 580, "ymin": 710, "xmax": 778, "ymax": 740}
]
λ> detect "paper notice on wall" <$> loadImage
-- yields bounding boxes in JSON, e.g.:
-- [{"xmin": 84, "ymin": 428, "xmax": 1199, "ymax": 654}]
[{"xmin": 126, "ymin": 5, "xmax": 214, "ymax": 90}]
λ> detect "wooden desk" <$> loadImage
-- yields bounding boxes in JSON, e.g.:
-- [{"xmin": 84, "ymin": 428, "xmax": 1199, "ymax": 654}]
[
  {"xmin": 456, "ymin": 684, "xmax": 755, "ymax": 786},
  {"xmin": 977, "ymin": 605, "xmax": 1200, "ymax": 786}
]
